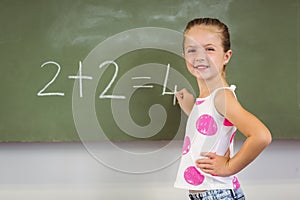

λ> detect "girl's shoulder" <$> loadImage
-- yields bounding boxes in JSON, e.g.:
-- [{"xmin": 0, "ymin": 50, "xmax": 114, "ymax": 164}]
[{"xmin": 213, "ymin": 85, "xmax": 239, "ymax": 117}]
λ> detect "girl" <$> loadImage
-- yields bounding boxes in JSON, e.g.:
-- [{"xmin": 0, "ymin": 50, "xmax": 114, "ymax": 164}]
[{"xmin": 174, "ymin": 18, "xmax": 272, "ymax": 200}]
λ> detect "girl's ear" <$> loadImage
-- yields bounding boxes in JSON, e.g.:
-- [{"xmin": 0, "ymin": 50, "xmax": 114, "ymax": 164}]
[{"xmin": 223, "ymin": 50, "xmax": 232, "ymax": 65}]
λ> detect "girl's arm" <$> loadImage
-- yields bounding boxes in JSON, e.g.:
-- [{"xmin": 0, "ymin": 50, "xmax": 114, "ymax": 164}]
[
  {"xmin": 175, "ymin": 88, "xmax": 195, "ymax": 116},
  {"xmin": 196, "ymin": 90, "xmax": 272, "ymax": 177}
]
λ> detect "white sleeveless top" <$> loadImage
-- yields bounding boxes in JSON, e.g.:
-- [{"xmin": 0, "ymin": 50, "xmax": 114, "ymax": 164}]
[{"xmin": 174, "ymin": 85, "xmax": 241, "ymax": 190}]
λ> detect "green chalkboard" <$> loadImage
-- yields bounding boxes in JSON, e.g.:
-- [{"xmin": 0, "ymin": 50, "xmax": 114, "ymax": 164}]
[{"xmin": 0, "ymin": 0, "xmax": 299, "ymax": 142}]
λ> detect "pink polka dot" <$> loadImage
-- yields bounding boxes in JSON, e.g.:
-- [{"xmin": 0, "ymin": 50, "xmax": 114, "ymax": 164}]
[
  {"xmin": 196, "ymin": 100, "xmax": 205, "ymax": 105},
  {"xmin": 230, "ymin": 131, "xmax": 236, "ymax": 144},
  {"xmin": 182, "ymin": 136, "xmax": 191, "ymax": 155},
  {"xmin": 232, "ymin": 176, "xmax": 240, "ymax": 189},
  {"xmin": 196, "ymin": 114, "xmax": 218, "ymax": 136},
  {"xmin": 223, "ymin": 118, "xmax": 233, "ymax": 126},
  {"xmin": 184, "ymin": 166, "xmax": 205, "ymax": 186}
]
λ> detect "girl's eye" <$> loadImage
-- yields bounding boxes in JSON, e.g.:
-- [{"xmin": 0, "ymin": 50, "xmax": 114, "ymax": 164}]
[
  {"xmin": 187, "ymin": 49, "xmax": 196, "ymax": 53},
  {"xmin": 206, "ymin": 47, "xmax": 215, "ymax": 51}
]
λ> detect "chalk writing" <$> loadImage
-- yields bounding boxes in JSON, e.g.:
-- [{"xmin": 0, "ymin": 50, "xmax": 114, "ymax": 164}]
[
  {"xmin": 162, "ymin": 63, "xmax": 177, "ymax": 105},
  {"xmin": 37, "ymin": 60, "xmax": 178, "ymax": 105},
  {"xmin": 68, "ymin": 61, "xmax": 93, "ymax": 98},
  {"xmin": 132, "ymin": 77, "xmax": 154, "ymax": 89},
  {"xmin": 98, "ymin": 60, "xmax": 126, "ymax": 99},
  {"xmin": 37, "ymin": 61, "xmax": 65, "ymax": 96}
]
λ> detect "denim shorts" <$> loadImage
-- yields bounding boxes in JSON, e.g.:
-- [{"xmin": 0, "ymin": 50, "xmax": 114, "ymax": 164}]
[{"xmin": 189, "ymin": 188, "xmax": 245, "ymax": 200}]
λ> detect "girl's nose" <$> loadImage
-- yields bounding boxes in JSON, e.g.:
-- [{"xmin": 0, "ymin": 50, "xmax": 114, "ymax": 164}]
[
  {"xmin": 195, "ymin": 56, "xmax": 205, "ymax": 62},
  {"xmin": 195, "ymin": 48, "xmax": 206, "ymax": 62}
]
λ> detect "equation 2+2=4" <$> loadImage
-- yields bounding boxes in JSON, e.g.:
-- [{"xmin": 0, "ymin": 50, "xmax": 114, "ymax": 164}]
[{"xmin": 37, "ymin": 60, "xmax": 178, "ymax": 105}]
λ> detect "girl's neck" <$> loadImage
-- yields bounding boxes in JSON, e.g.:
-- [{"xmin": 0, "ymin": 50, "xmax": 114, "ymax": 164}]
[{"xmin": 197, "ymin": 76, "xmax": 229, "ymax": 98}]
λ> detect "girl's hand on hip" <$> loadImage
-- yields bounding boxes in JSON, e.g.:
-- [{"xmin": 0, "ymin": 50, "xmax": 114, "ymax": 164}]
[{"xmin": 196, "ymin": 152, "xmax": 233, "ymax": 177}]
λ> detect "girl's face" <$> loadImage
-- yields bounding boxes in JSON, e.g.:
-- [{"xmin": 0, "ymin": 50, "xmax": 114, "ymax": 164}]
[{"xmin": 183, "ymin": 26, "xmax": 232, "ymax": 81}]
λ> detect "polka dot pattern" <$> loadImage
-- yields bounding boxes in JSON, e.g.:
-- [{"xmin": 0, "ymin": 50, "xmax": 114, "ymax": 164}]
[
  {"xmin": 223, "ymin": 118, "xmax": 233, "ymax": 126},
  {"xmin": 230, "ymin": 131, "xmax": 236, "ymax": 144},
  {"xmin": 182, "ymin": 136, "xmax": 191, "ymax": 155},
  {"xmin": 196, "ymin": 114, "xmax": 218, "ymax": 136},
  {"xmin": 184, "ymin": 166, "xmax": 205, "ymax": 186},
  {"xmin": 232, "ymin": 176, "xmax": 240, "ymax": 189},
  {"xmin": 196, "ymin": 99, "xmax": 205, "ymax": 105}
]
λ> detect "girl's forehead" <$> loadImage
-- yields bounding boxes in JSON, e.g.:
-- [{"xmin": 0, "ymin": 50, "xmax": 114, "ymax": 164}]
[{"xmin": 184, "ymin": 26, "xmax": 222, "ymax": 46}]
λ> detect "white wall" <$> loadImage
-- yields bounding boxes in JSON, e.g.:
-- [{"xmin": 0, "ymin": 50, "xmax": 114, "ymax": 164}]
[{"xmin": 0, "ymin": 140, "xmax": 299, "ymax": 200}]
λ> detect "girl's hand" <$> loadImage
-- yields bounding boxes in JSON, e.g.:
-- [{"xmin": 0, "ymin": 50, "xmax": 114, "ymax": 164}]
[
  {"xmin": 195, "ymin": 152, "xmax": 233, "ymax": 177},
  {"xmin": 175, "ymin": 88, "xmax": 194, "ymax": 116}
]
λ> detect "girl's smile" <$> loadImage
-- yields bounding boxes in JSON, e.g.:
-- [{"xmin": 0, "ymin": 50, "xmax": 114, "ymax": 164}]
[{"xmin": 193, "ymin": 64, "xmax": 209, "ymax": 70}]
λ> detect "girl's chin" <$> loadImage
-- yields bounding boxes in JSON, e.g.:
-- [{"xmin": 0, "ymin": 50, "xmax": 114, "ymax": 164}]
[
  {"xmin": 189, "ymin": 69, "xmax": 205, "ymax": 78},
  {"xmin": 191, "ymin": 73, "xmax": 205, "ymax": 80}
]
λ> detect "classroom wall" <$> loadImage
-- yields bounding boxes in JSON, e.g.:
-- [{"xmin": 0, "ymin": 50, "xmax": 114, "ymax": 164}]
[{"xmin": 0, "ymin": 140, "xmax": 299, "ymax": 200}]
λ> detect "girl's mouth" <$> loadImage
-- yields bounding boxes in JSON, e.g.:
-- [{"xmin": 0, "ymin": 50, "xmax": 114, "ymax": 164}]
[{"xmin": 193, "ymin": 65, "xmax": 209, "ymax": 69}]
